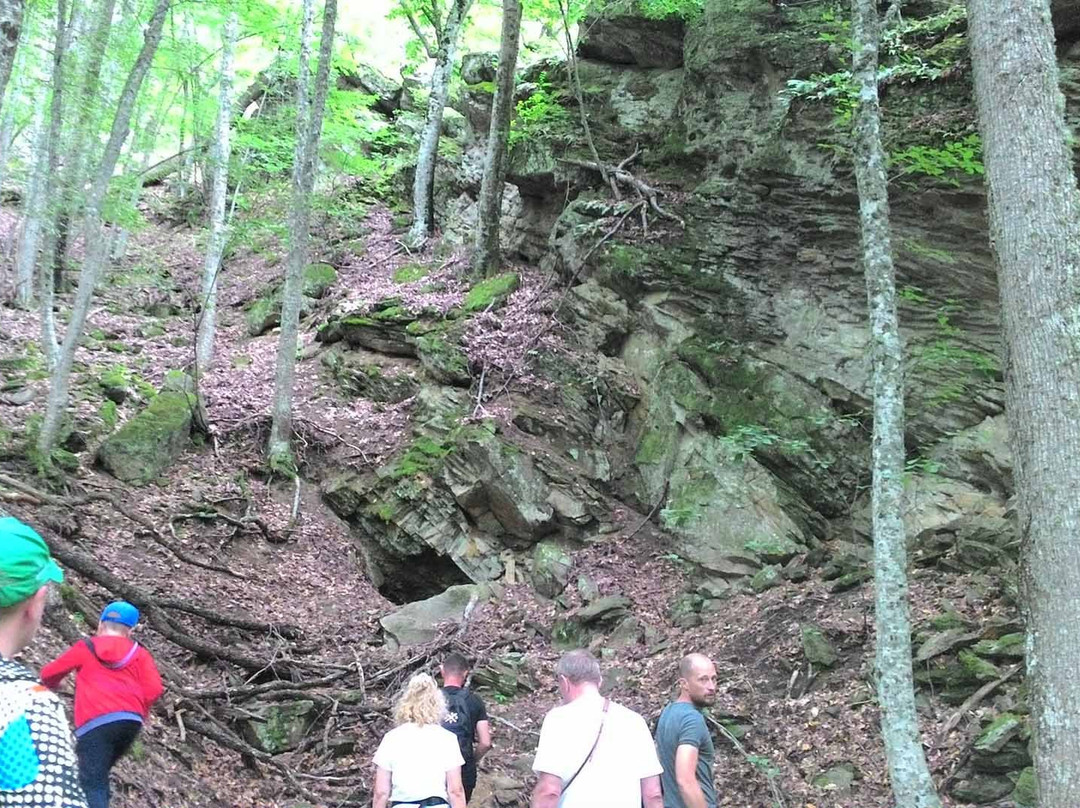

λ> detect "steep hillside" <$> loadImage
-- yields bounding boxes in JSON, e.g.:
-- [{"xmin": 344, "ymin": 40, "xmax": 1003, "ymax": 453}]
[{"xmin": 1, "ymin": 1, "xmax": 1078, "ymax": 806}]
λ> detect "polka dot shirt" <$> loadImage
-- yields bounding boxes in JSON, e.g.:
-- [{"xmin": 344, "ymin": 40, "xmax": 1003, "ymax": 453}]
[{"xmin": 0, "ymin": 657, "xmax": 87, "ymax": 807}]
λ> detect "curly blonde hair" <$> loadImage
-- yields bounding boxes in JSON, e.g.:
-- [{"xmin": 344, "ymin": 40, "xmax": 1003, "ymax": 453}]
[{"xmin": 393, "ymin": 673, "xmax": 447, "ymax": 726}]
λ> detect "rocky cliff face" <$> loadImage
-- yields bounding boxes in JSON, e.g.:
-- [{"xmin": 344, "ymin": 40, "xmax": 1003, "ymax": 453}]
[{"xmin": 318, "ymin": 0, "xmax": 1078, "ymax": 620}]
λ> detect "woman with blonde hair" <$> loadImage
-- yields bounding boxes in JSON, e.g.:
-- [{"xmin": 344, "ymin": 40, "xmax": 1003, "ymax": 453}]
[{"xmin": 373, "ymin": 673, "xmax": 467, "ymax": 808}]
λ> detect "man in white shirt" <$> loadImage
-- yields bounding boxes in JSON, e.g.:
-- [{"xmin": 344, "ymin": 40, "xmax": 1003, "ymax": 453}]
[{"xmin": 530, "ymin": 649, "xmax": 664, "ymax": 808}]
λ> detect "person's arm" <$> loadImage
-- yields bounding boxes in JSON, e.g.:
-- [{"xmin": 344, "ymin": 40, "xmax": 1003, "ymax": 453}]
[
  {"xmin": 674, "ymin": 744, "xmax": 708, "ymax": 808},
  {"xmin": 39, "ymin": 642, "xmax": 85, "ymax": 691},
  {"xmin": 640, "ymin": 774, "xmax": 664, "ymax": 808},
  {"xmin": 530, "ymin": 772, "xmax": 563, "ymax": 808},
  {"xmin": 475, "ymin": 719, "xmax": 493, "ymax": 761},
  {"xmin": 372, "ymin": 765, "xmax": 392, "ymax": 808},
  {"xmin": 139, "ymin": 651, "xmax": 165, "ymax": 706},
  {"xmin": 446, "ymin": 766, "xmax": 467, "ymax": 808}
]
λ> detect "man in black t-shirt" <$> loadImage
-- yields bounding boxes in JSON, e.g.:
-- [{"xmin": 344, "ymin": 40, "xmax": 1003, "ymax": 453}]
[{"xmin": 440, "ymin": 652, "xmax": 492, "ymax": 802}]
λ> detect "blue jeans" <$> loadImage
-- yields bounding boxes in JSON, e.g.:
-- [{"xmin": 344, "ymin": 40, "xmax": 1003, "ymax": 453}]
[{"xmin": 76, "ymin": 720, "xmax": 141, "ymax": 808}]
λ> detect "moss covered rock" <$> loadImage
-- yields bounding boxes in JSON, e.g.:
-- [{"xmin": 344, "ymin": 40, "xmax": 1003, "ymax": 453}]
[
  {"xmin": 96, "ymin": 389, "xmax": 194, "ymax": 484},
  {"xmin": 463, "ymin": 272, "xmax": 519, "ymax": 312},
  {"xmin": 531, "ymin": 541, "xmax": 573, "ymax": 598},
  {"xmin": 240, "ymin": 700, "xmax": 317, "ymax": 754},
  {"xmin": 801, "ymin": 624, "xmax": 838, "ymax": 668}
]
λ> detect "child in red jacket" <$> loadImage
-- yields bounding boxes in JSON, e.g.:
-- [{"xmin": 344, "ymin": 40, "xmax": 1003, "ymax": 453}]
[{"xmin": 41, "ymin": 601, "xmax": 163, "ymax": 808}]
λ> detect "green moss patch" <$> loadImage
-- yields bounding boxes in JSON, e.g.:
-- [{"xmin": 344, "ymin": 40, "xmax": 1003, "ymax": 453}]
[
  {"xmin": 393, "ymin": 263, "xmax": 432, "ymax": 284},
  {"xmin": 463, "ymin": 273, "xmax": 520, "ymax": 312}
]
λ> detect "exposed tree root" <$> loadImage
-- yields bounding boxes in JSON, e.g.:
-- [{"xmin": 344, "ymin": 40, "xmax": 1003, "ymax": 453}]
[{"xmin": 558, "ymin": 155, "xmax": 686, "ymax": 228}]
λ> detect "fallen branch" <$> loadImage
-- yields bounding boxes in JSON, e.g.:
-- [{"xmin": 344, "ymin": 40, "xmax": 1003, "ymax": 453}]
[
  {"xmin": 156, "ymin": 599, "xmax": 302, "ymax": 639},
  {"xmin": 705, "ymin": 713, "xmax": 788, "ymax": 808},
  {"xmin": 490, "ymin": 714, "xmax": 540, "ymax": 738},
  {"xmin": 935, "ymin": 664, "xmax": 1022, "ymax": 747},
  {"xmin": 0, "ymin": 472, "xmax": 248, "ymax": 580}
]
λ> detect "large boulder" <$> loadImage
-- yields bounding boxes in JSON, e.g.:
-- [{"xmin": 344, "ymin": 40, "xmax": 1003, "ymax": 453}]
[
  {"xmin": 338, "ymin": 63, "xmax": 403, "ymax": 116},
  {"xmin": 578, "ymin": 9, "xmax": 686, "ymax": 68},
  {"xmin": 380, "ymin": 584, "xmax": 489, "ymax": 648},
  {"xmin": 96, "ymin": 381, "xmax": 195, "ymax": 485}
]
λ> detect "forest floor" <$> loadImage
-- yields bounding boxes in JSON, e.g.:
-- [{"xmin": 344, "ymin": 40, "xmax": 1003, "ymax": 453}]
[{"xmin": 0, "ymin": 203, "xmax": 1007, "ymax": 808}]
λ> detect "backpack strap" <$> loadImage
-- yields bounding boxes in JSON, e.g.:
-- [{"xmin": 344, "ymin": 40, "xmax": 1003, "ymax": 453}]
[
  {"xmin": 81, "ymin": 638, "xmax": 140, "ymax": 671},
  {"xmin": 563, "ymin": 698, "xmax": 610, "ymax": 794}
]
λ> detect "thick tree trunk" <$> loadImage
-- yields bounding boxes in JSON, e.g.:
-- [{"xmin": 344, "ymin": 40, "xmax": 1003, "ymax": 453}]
[
  {"xmin": 195, "ymin": 12, "xmax": 237, "ymax": 376},
  {"xmin": 969, "ymin": 1, "xmax": 1080, "ymax": 805},
  {"xmin": 267, "ymin": 0, "xmax": 337, "ymax": 470},
  {"xmin": 13, "ymin": 101, "xmax": 45, "ymax": 309},
  {"xmin": 52, "ymin": 0, "xmax": 117, "ymax": 277},
  {"xmin": 0, "ymin": 0, "xmax": 25, "ymax": 117},
  {"xmin": 850, "ymin": 0, "xmax": 942, "ymax": 805},
  {"xmin": 472, "ymin": 0, "xmax": 521, "ymax": 277},
  {"xmin": 37, "ymin": 0, "xmax": 171, "ymax": 462},
  {"xmin": 405, "ymin": 0, "xmax": 473, "ymax": 247}
]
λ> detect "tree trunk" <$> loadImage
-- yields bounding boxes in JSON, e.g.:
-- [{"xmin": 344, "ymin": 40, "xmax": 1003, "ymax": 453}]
[
  {"xmin": 472, "ymin": 0, "xmax": 521, "ymax": 277},
  {"xmin": 0, "ymin": 9, "xmax": 31, "ymax": 196},
  {"xmin": 968, "ymin": 1, "xmax": 1080, "ymax": 805},
  {"xmin": 52, "ymin": 0, "xmax": 117, "ymax": 277},
  {"xmin": 850, "ymin": 0, "xmax": 942, "ymax": 805},
  {"xmin": 13, "ymin": 100, "xmax": 45, "ymax": 309},
  {"xmin": 37, "ymin": 0, "xmax": 171, "ymax": 463},
  {"xmin": 405, "ymin": 0, "xmax": 474, "ymax": 247},
  {"xmin": 267, "ymin": 0, "xmax": 337, "ymax": 471},
  {"xmin": 38, "ymin": 0, "xmax": 75, "ymax": 369},
  {"xmin": 194, "ymin": 12, "xmax": 237, "ymax": 376},
  {"xmin": 0, "ymin": 0, "xmax": 25, "ymax": 117}
]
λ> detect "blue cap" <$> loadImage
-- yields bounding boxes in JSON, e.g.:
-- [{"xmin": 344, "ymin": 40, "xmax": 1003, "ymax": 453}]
[{"xmin": 100, "ymin": 601, "xmax": 139, "ymax": 628}]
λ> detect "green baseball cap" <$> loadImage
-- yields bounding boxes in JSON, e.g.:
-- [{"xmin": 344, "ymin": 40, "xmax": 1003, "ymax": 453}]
[{"xmin": 0, "ymin": 516, "xmax": 64, "ymax": 608}]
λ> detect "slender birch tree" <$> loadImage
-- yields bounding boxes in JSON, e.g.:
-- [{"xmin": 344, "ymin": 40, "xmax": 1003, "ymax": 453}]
[
  {"xmin": 195, "ymin": 11, "xmax": 238, "ymax": 375},
  {"xmin": 969, "ymin": 1, "xmax": 1080, "ymax": 804},
  {"xmin": 401, "ymin": 0, "xmax": 474, "ymax": 247},
  {"xmin": 13, "ymin": 100, "xmax": 45, "ymax": 309},
  {"xmin": 38, "ymin": 0, "xmax": 75, "ymax": 368},
  {"xmin": 37, "ymin": 0, "xmax": 172, "ymax": 463},
  {"xmin": 0, "ymin": 0, "xmax": 25, "ymax": 117},
  {"xmin": 267, "ymin": 0, "xmax": 337, "ymax": 470},
  {"xmin": 850, "ymin": 0, "xmax": 941, "ymax": 804},
  {"xmin": 472, "ymin": 0, "xmax": 522, "ymax": 277},
  {"xmin": 52, "ymin": 0, "xmax": 117, "ymax": 278}
]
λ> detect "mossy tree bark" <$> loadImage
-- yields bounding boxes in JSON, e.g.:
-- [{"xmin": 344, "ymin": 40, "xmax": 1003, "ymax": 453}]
[
  {"xmin": 472, "ymin": 0, "xmax": 522, "ymax": 278},
  {"xmin": 969, "ymin": 1, "xmax": 1080, "ymax": 804},
  {"xmin": 36, "ymin": 0, "xmax": 172, "ymax": 463},
  {"xmin": 851, "ymin": 0, "xmax": 942, "ymax": 804},
  {"xmin": 267, "ymin": 0, "xmax": 337, "ymax": 471},
  {"xmin": 404, "ymin": 0, "xmax": 474, "ymax": 248},
  {"xmin": 195, "ymin": 11, "xmax": 238, "ymax": 376}
]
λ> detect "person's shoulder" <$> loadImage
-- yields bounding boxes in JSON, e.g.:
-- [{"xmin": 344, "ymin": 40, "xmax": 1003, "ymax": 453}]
[{"xmin": 0, "ymin": 656, "xmax": 38, "ymax": 685}]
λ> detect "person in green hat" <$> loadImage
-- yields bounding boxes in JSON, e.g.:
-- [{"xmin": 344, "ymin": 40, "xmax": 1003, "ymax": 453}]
[{"xmin": 0, "ymin": 515, "xmax": 88, "ymax": 807}]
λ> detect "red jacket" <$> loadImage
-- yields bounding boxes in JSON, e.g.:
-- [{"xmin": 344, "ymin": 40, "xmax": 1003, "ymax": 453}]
[{"xmin": 41, "ymin": 636, "xmax": 164, "ymax": 728}]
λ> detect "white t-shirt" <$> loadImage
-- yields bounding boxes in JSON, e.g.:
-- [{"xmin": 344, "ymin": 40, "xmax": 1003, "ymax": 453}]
[
  {"xmin": 532, "ymin": 691, "xmax": 663, "ymax": 808},
  {"xmin": 373, "ymin": 722, "xmax": 465, "ymax": 805}
]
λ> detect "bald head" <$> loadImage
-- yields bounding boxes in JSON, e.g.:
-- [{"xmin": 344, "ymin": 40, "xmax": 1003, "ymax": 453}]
[
  {"xmin": 677, "ymin": 653, "xmax": 717, "ymax": 707},
  {"xmin": 679, "ymin": 653, "xmax": 713, "ymax": 679}
]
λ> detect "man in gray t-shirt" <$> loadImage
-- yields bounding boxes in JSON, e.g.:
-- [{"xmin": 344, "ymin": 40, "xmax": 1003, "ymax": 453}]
[{"xmin": 654, "ymin": 653, "xmax": 718, "ymax": 808}]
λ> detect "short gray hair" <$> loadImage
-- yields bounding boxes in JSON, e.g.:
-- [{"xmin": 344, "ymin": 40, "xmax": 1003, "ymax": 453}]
[{"xmin": 556, "ymin": 649, "xmax": 601, "ymax": 685}]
